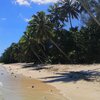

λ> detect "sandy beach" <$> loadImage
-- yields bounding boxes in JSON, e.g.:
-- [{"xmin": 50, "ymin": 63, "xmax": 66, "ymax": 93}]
[{"xmin": 1, "ymin": 63, "xmax": 100, "ymax": 100}]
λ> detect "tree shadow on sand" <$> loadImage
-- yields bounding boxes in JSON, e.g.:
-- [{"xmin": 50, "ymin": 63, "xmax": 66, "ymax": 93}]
[
  {"xmin": 42, "ymin": 69, "xmax": 100, "ymax": 83},
  {"xmin": 22, "ymin": 63, "xmax": 48, "ymax": 70}
]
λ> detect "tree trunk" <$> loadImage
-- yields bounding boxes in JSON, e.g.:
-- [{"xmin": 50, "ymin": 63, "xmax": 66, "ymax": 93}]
[
  {"xmin": 78, "ymin": 0, "xmax": 100, "ymax": 26},
  {"xmin": 40, "ymin": 43, "xmax": 47, "ymax": 58},
  {"xmin": 50, "ymin": 39, "xmax": 68, "ymax": 58},
  {"xmin": 69, "ymin": 14, "xmax": 73, "ymax": 28},
  {"xmin": 31, "ymin": 48, "xmax": 43, "ymax": 63}
]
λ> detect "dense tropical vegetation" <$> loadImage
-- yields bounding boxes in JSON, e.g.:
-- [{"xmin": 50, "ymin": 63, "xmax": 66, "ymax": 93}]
[{"xmin": 0, "ymin": 0, "xmax": 100, "ymax": 64}]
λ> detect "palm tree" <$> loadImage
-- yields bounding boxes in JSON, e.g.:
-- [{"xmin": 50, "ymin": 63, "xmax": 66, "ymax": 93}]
[
  {"xmin": 57, "ymin": 0, "xmax": 81, "ymax": 28},
  {"xmin": 11, "ymin": 43, "xmax": 22, "ymax": 62},
  {"xmin": 77, "ymin": 0, "xmax": 100, "ymax": 26},
  {"xmin": 19, "ymin": 31, "xmax": 43, "ymax": 63},
  {"xmin": 31, "ymin": 11, "xmax": 68, "ymax": 58},
  {"xmin": 48, "ymin": 4, "xmax": 64, "ymax": 30}
]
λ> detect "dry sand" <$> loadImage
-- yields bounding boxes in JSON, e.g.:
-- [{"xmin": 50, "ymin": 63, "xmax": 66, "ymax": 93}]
[{"xmin": 1, "ymin": 63, "xmax": 100, "ymax": 100}]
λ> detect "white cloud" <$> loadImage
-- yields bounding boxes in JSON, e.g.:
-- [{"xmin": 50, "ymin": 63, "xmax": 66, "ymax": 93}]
[
  {"xmin": 0, "ymin": 18, "xmax": 7, "ymax": 21},
  {"xmin": 24, "ymin": 18, "xmax": 31, "ymax": 22},
  {"xmin": 19, "ymin": 13, "xmax": 31, "ymax": 22},
  {"xmin": 14, "ymin": 0, "xmax": 59, "ymax": 6},
  {"xmin": 31, "ymin": 0, "xmax": 59, "ymax": 4},
  {"xmin": 15, "ymin": 0, "xmax": 30, "ymax": 6}
]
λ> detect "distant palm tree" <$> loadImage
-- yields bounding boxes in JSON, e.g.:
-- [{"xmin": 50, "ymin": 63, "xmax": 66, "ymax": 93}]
[
  {"xmin": 11, "ymin": 43, "xmax": 21, "ymax": 62},
  {"xmin": 19, "ymin": 31, "xmax": 43, "ymax": 63}
]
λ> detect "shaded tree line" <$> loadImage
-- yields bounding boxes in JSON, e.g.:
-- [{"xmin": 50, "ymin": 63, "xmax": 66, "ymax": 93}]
[{"xmin": 0, "ymin": 0, "xmax": 100, "ymax": 64}]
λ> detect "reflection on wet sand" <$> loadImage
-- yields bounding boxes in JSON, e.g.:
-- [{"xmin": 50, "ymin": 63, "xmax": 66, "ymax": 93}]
[
  {"xmin": 20, "ymin": 77, "xmax": 66, "ymax": 100},
  {"xmin": 0, "ymin": 66, "xmax": 67, "ymax": 100}
]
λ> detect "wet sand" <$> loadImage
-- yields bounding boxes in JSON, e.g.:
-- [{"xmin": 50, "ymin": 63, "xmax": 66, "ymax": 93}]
[
  {"xmin": 0, "ymin": 65, "xmax": 67, "ymax": 100},
  {"xmin": 1, "ymin": 63, "xmax": 100, "ymax": 100}
]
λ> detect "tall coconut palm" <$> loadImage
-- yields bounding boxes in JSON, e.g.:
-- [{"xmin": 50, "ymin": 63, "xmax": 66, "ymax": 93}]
[
  {"xmin": 48, "ymin": 4, "xmax": 64, "ymax": 30},
  {"xmin": 19, "ymin": 31, "xmax": 43, "ymax": 63},
  {"xmin": 57, "ymin": 0, "xmax": 81, "ymax": 28},
  {"xmin": 31, "ymin": 11, "xmax": 68, "ymax": 58}
]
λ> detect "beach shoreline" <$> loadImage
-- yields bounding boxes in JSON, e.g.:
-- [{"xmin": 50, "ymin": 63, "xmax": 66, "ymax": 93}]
[{"xmin": 1, "ymin": 63, "xmax": 100, "ymax": 100}]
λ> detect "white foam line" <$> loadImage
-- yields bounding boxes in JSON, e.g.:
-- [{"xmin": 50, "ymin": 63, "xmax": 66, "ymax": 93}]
[{"xmin": 0, "ymin": 82, "xmax": 3, "ymax": 87}]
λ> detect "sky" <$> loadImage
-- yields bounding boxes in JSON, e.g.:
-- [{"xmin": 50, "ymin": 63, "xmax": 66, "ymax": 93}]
[{"xmin": 0, "ymin": 0, "xmax": 81, "ymax": 56}]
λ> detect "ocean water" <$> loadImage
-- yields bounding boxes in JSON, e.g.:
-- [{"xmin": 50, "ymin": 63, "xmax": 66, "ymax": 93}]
[{"xmin": 0, "ymin": 90, "xmax": 4, "ymax": 100}]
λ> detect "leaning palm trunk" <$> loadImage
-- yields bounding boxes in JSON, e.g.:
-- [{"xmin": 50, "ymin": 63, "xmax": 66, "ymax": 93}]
[
  {"xmin": 31, "ymin": 47, "xmax": 43, "ymax": 63},
  {"xmin": 50, "ymin": 39, "xmax": 68, "ymax": 58},
  {"xmin": 69, "ymin": 13, "xmax": 73, "ymax": 28},
  {"xmin": 38, "ymin": 43, "xmax": 47, "ymax": 58},
  {"xmin": 78, "ymin": 0, "xmax": 100, "ymax": 26}
]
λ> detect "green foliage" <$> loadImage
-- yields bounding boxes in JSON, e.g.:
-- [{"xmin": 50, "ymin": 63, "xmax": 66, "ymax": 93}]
[
  {"xmin": 0, "ymin": 0, "xmax": 100, "ymax": 64},
  {"xmin": 48, "ymin": 0, "xmax": 82, "ymax": 28},
  {"xmin": 0, "ymin": 43, "xmax": 19, "ymax": 63}
]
